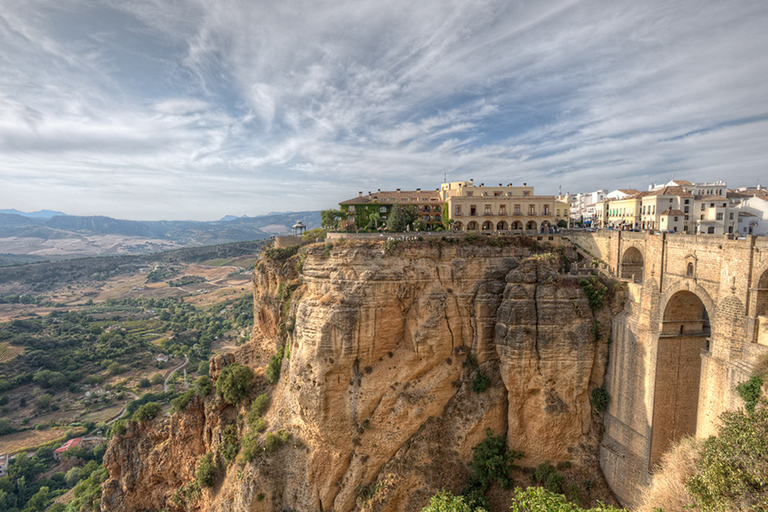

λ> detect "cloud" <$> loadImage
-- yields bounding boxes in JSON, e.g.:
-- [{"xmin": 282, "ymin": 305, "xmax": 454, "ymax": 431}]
[{"xmin": 0, "ymin": 0, "xmax": 766, "ymax": 219}]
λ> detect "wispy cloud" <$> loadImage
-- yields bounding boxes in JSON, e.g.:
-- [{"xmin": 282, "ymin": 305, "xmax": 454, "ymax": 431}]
[{"xmin": 0, "ymin": 0, "xmax": 766, "ymax": 219}]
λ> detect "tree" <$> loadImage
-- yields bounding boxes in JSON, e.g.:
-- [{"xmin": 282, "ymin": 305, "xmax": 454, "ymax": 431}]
[
  {"xmin": 321, "ymin": 209, "xmax": 346, "ymax": 229},
  {"xmin": 216, "ymin": 363, "xmax": 254, "ymax": 405},
  {"xmin": 138, "ymin": 377, "xmax": 151, "ymax": 388},
  {"xmin": 132, "ymin": 402, "xmax": 161, "ymax": 421},
  {"xmin": 197, "ymin": 453, "xmax": 216, "ymax": 488},
  {"xmin": 387, "ymin": 204, "xmax": 418, "ymax": 232},
  {"xmin": 151, "ymin": 373, "xmax": 164, "ymax": 385},
  {"xmin": 367, "ymin": 212, "xmax": 382, "ymax": 230}
]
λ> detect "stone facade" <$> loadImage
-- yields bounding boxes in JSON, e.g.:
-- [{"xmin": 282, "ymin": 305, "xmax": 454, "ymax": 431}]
[{"xmin": 565, "ymin": 230, "xmax": 768, "ymax": 508}]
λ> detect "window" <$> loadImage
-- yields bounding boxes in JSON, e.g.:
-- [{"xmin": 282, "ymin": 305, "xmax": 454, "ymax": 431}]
[
  {"xmin": 729, "ymin": 212, "xmax": 733, "ymax": 219},
  {"xmin": 716, "ymin": 213, "xmax": 723, "ymax": 220},
  {"xmin": 685, "ymin": 215, "xmax": 689, "ymax": 220},
  {"xmin": 484, "ymin": 204, "xmax": 492, "ymax": 215},
  {"xmin": 466, "ymin": 192, "xmax": 473, "ymax": 197},
  {"xmin": 523, "ymin": 191, "xmax": 530, "ymax": 197},
  {"xmin": 701, "ymin": 204, "xmax": 706, "ymax": 211},
  {"xmin": 380, "ymin": 206, "xmax": 386, "ymax": 213},
  {"xmin": 684, "ymin": 206, "xmax": 689, "ymax": 213},
  {"xmin": 470, "ymin": 205, "xmax": 476, "ymax": 216},
  {"xmin": 348, "ymin": 206, "xmax": 356, "ymax": 213},
  {"xmin": 528, "ymin": 204, "xmax": 536, "ymax": 215},
  {"xmin": 684, "ymin": 199, "xmax": 690, "ymax": 204},
  {"xmin": 710, "ymin": 203, "xmax": 714, "ymax": 208},
  {"xmin": 543, "ymin": 205, "xmax": 550, "ymax": 215},
  {"xmin": 499, "ymin": 205, "xmax": 507, "ymax": 215},
  {"xmin": 687, "ymin": 262, "xmax": 694, "ymax": 276},
  {"xmin": 455, "ymin": 205, "xmax": 462, "ymax": 216},
  {"xmin": 674, "ymin": 217, "xmax": 679, "ymax": 222},
  {"xmin": 494, "ymin": 192, "xmax": 502, "ymax": 197},
  {"xmin": 669, "ymin": 199, "xmax": 673, "ymax": 203},
  {"xmin": 514, "ymin": 204, "xmax": 521, "ymax": 215}
]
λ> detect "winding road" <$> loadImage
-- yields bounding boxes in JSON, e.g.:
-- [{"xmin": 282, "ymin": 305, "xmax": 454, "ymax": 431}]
[{"xmin": 164, "ymin": 354, "xmax": 189, "ymax": 392}]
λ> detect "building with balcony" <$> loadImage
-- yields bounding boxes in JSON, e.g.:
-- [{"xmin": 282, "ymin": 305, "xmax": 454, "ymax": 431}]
[
  {"xmin": 439, "ymin": 180, "xmax": 569, "ymax": 232},
  {"xmin": 339, "ymin": 189, "xmax": 442, "ymax": 230}
]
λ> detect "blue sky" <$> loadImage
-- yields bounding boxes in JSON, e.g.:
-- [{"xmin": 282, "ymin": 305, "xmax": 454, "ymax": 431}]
[{"xmin": 1, "ymin": 0, "xmax": 767, "ymax": 220}]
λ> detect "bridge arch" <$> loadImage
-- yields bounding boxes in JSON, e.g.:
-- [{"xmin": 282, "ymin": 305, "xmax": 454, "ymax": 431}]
[
  {"xmin": 650, "ymin": 290, "xmax": 711, "ymax": 468},
  {"xmin": 621, "ymin": 247, "xmax": 644, "ymax": 283}
]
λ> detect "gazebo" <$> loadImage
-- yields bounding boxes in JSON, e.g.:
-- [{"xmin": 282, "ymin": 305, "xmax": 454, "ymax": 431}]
[{"xmin": 292, "ymin": 220, "xmax": 307, "ymax": 237}]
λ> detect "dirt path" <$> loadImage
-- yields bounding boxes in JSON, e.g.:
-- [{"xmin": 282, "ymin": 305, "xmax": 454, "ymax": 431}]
[{"xmin": 164, "ymin": 354, "xmax": 189, "ymax": 392}]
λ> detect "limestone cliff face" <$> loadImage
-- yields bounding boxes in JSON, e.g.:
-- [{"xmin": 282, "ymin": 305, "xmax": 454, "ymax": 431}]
[{"xmin": 101, "ymin": 239, "xmax": 623, "ymax": 512}]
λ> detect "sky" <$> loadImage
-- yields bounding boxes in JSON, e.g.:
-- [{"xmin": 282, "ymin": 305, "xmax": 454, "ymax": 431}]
[{"xmin": 1, "ymin": 0, "xmax": 767, "ymax": 221}]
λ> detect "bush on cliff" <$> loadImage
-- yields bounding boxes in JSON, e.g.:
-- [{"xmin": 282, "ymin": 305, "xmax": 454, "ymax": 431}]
[
  {"xmin": 421, "ymin": 490, "xmax": 484, "ymax": 512},
  {"xmin": 197, "ymin": 453, "xmax": 216, "ymax": 488},
  {"xmin": 265, "ymin": 347, "xmax": 285, "ymax": 385},
  {"xmin": 216, "ymin": 363, "xmax": 254, "ymax": 405},
  {"xmin": 132, "ymin": 402, "xmax": 161, "ymax": 422},
  {"xmin": 510, "ymin": 486, "xmax": 624, "ymax": 511}
]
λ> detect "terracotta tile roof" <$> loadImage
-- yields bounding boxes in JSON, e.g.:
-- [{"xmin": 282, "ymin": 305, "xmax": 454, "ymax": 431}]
[
  {"xmin": 618, "ymin": 189, "xmax": 640, "ymax": 194},
  {"xmin": 652, "ymin": 186, "xmax": 694, "ymax": 198},
  {"xmin": 660, "ymin": 209, "xmax": 685, "ymax": 216},
  {"xmin": 54, "ymin": 437, "xmax": 82, "ymax": 454},
  {"xmin": 671, "ymin": 179, "xmax": 693, "ymax": 185},
  {"xmin": 340, "ymin": 190, "xmax": 440, "ymax": 205}
]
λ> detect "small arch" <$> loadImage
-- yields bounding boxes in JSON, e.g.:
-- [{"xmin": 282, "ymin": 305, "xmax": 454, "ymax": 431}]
[
  {"xmin": 482, "ymin": 221, "xmax": 493, "ymax": 230},
  {"xmin": 621, "ymin": 247, "xmax": 644, "ymax": 284},
  {"xmin": 467, "ymin": 221, "xmax": 478, "ymax": 231},
  {"xmin": 453, "ymin": 221, "xmax": 463, "ymax": 231},
  {"xmin": 496, "ymin": 220, "xmax": 508, "ymax": 230},
  {"xmin": 511, "ymin": 221, "xmax": 523, "ymax": 230},
  {"xmin": 541, "ymin": 220, "xmax": 551, "ymax": 233},
  {"xmin": 526, "ymin": 220, "xmax": 537, "ymax": 231},
  {"xmin": 687, "ymin": 262, "xmax": 694, "ymax": 277}
]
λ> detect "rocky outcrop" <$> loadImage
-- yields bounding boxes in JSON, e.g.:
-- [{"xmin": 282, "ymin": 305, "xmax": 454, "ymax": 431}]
[{"xmin": 101, "ymin": 238, "xmax": 623, "ymax": 512}]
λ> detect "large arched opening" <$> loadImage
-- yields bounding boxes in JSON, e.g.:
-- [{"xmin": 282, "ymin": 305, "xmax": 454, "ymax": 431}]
[
  {"xmin": 650, "ymin": 291, "xmax": 710, "ymax": 467},
  {"xmin": 526, "ymin": 220, "xmax": 537, "ymax": 231},
  {"xmin": 496, "ymin": 220, "xmax": 508, "ymax": 230},
  {"xmin": 482, "ymin": 221, "xmax": 493, "ymax": 231},
  {"xmin": 621, "ymin": 247, "xmax": 644, "ymax": 283},
  {"xmin": 453, "ymin": 221, "xmax": 463, "ymax": 231},
  {"xmin": 467, "ymin": 221, "xmax": 478, "ymax": 231},
  {"xmin": 511, "ymin": 221, "xmax": 523, "ymax": 230}
]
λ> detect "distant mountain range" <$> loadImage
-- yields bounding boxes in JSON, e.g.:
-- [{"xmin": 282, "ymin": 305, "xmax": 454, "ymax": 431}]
[{"xmin": 0, "ymin": 210, "xmax": 321, "ymax": 262}]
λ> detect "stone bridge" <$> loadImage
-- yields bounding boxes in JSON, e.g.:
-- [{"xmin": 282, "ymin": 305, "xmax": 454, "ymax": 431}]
[{"xmin": 565, "ymin": 231, "xmax": 768, "ymax": 507}]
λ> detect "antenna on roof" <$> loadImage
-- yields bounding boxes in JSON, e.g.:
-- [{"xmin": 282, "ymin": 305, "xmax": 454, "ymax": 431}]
[{"xmin": 444, "ymin": 171, "xmax": 447, "ymax": 183}]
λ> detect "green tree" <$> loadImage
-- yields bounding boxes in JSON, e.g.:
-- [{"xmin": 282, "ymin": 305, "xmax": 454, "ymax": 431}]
[
  {"xmin": 137, "ymin": 377, "xmax": 151, "ymax": 388},
  {"xmin": 151, "ymin": 373, "xmax": 164, "ymax": 385},
  {"xmin": 510, "ymin": 486, "xmax": 625, "ymax": 511},
  {"xmin": 387, "ymin": 204, "xmax": 418, "ymax": 232},
  {"xmin": 197, "ymin": 453, "xmax": 216, "ymax": 488},
  {"xmin": 133, "ymin": 402, "xmax": 162, "ymax": 421},
  {"xmin": 216, "ymin": 363, "xmax": 254, "ymax": 405},
  {"xmin": 321, "ymin": 209, "xmax": 346, "ymax": 229}
]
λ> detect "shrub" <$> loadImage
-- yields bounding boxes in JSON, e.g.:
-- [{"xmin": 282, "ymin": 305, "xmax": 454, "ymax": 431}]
[
  {"xmin": 510, "ymin": 486, "xmax": 625, "ymax": 511},
  {"xmin": 170, "ymin": 389, "xmax": 196, "ymax": 413},
  {"xmin": 466, "ymin": 428, "xmax": 524, "ymax": 494},
  {"xmin": 151, "ymin": 373, "xmax": 164, "ymax": 385},
  {"xmin": 138, "ymin": 378, "xmax": 151, "ymax": 388},
  {"xmin": 472, "ymin": 370, "xmax": 491, "ymax": 393},
  {"xmin": 133, "ymin": 402, "xmax": 162, "ymax": 421},
  {"xmin": 532, "ymin": 461, "xmax": 563, "ymax": 493},
  {"xmin": 420, "ymin": 490, "xmax": 479, "ymax": 512},
  {"xmin": 591, "ymin": 387, "xmax": 610, "ymax": 412},
  {"xmin": 686, "ymin": 406, "xmax": 768, "ymax": 511},
  {"xmin": 220, "ymin": 425, "xmax": 240, "ymax": 465},
  {"xmin": 579, "ymin": 277, "xmax": 607, "ymax": 311},
  {"xmin": 248, "ymin": 393, "xmax": 270, "ymax": 422},
  {"xmin": 264, "ymin": 429, "xmax": 290, "ymax": 453},
  {"xmin": 216, "ymin": 363, "xmax": 254, "ymax": 405},
  {"xmin": 240, "ymin": 433, "xmax": 261, "ymax": 463},
  {"xmin": 196, "ymin": 375, "xmax": 212, "ymax": 396},
  {"xmin": 196, "ymin": 453, "xmax": 216, "ymax": 488},
  {"xmin": 265, "ymin": 348, "xmax": 285, "ymax": 385},
  {"xmin": 735, "ymin": 375, "xmax": 763, "ymax": 413}
]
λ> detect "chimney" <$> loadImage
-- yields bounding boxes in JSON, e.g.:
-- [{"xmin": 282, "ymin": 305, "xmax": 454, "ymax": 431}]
[
  {"xmin": 523, "ymin": 183, "xmax": 527, "ymax": 187},
  {"xmin": 368, "ymin": 191, "xmax": 371, "ymax": 196},
  {"xmin": 470, "ymin": 179, "xmax": 474, "ymax": 184},
  {"xmin": 358, "ymin": 191, "xmax": 363, "ymax": 197},
  {"xmin": 480, "ymin": 183, "xmax": 484, "ymax": 187},
  {"xmin": 416, "ymin": 188, "xmax": 421, "ymax": 191},
  {"xmin": 397, "ymin": 188, "xmax": 401, "ymax": 192},
  {"xmin": 499, "ymin": 183, "xmax": 502, "ymax": 187}
]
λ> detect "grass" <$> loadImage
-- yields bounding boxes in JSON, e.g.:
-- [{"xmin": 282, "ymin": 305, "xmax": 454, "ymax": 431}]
[
  {"xmin": 0, "ymin": 426, "xmax": 87, "ymax": 455},
  {"xmin": 636, "ymin": 436, "xmax": 701, "ymax": 512},
  {"xmin": 0, "ymin": 341, "xmax": 23, "ymax": 362}
]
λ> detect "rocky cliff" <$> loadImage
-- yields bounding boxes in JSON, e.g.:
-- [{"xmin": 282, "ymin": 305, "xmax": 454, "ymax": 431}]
[{"xmin": 101, "ymin": 237, "xmax": 624, "ymax": 512}]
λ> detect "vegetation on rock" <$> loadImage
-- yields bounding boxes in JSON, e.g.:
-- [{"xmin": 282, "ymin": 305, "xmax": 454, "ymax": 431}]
[{"xmin": 215, "ymin": 363, "xmax": 254, "ymax": 405}]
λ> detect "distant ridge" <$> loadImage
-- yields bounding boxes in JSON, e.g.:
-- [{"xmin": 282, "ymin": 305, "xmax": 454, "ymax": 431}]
[{"xmin": 0, "ymin": 209, "xmax": 67, "ymax": 219}]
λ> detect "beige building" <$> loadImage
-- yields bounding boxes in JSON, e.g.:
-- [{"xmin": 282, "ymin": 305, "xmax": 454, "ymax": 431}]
[
  {"xmin": 440, "ymin": 180, "xmax": 569, "ymax": 232},
  {"xmin": 607, "ymin": 193, "xmax": 646, "ymax": 229}
]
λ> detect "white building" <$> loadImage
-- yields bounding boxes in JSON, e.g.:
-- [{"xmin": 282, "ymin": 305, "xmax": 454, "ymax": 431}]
[{"xmin": 737, "ymin": 195, "xmax": 768, "ymax": 236}]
